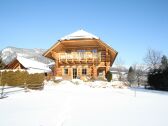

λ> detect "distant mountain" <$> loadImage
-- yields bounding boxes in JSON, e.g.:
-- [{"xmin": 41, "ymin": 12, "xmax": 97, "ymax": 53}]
[
  {"xmin": 110, "ymin": 65, "xmax": 128, "ymax": 73},
  {"xmin": 0, "ymin": 46, "xmax": 53, "ymax": 65}
]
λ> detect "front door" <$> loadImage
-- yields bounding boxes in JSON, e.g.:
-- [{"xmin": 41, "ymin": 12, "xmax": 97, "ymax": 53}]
[{"xmin": 73, "ymin": 68, "xmax": 77, "ymax": 79}]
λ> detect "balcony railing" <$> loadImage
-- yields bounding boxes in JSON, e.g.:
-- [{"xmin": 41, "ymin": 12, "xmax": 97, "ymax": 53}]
[{"xmin": 58, "ymin": 52, "xmax": 101, "ymax": 62}]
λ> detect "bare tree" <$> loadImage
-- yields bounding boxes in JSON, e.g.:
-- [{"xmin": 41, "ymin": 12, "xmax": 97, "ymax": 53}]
[
  {"xmin": 133, "ymin": 64, "xmax": 146, "ymax": 86},
  {"xmin": 144, "ymin": 49, "xmax": 161, "ymax": 69}
]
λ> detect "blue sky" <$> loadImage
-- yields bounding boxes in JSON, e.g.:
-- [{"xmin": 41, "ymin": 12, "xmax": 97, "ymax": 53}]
[{"xmin": 0, "ymin": 0, "xmax": 168, "ymax": 66}]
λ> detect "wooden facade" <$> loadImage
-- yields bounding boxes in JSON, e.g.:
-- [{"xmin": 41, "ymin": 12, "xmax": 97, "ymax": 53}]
[
  {"xmin": 43, "ymin": 31, "xmax": 118, "ymax": 80},
  {"xmin": 5, "ymin": 59, "xmax": 25, "ymax": 69}
]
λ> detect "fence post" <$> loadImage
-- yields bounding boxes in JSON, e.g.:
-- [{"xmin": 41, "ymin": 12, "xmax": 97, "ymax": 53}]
[
  {"xmin": 0, "ymin": 84, "xmax": 6, "ymax": 99},
  {"xmin": 134, "ymin": 87, "xmax": 136, "ymax": 97},
  {"xmin": 24, "ymin": 83, "xmax": 28, "ymax": 92},
  {"xmin": 0, "ymin": 86, "xmax": 4, "ymax": 98},
  {"xmin": 0, "ymin": 72, "xmax": 4, "ymax": 98}
]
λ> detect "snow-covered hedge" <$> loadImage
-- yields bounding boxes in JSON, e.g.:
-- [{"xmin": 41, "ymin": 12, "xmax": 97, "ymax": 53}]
[{"xmin": 0, "ymin": 70, "xmax": 45, "ymax": 89}]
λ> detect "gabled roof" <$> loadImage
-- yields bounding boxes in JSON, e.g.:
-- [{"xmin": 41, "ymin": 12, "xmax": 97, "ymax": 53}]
[
  {"xmin": 60, "ymin": 29, "xmax": 99, "ymax": 40},
  {"xmin": 5, "ymin": 56, "xmax": 51, "ymax": 72},
  {"xmin": 43, "ymin": 29, "xmax": 118, "ymax": 66},
  {"xmin": 17, "ymin": 56, "xmax": 50, "ymax": 71}
]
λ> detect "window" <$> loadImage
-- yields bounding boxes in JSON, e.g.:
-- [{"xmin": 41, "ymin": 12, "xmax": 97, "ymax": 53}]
[
  {"xmin": 98, "ymin": 69, "xmax": 104, "ymax": 76},
  {"xmin": 77, "ymin": 50, "xmax": 85, "ymax": 52},
  {"xmin": 64, "ymin": 69, "xmax": 68, "ymax": 75},
  {"xmin": 82, "ymin": 68, "xmax": 87, "ymax": 75},
  {"xmin": 92, "ymin": 49, "xmax": 97, "ymax": 53}
]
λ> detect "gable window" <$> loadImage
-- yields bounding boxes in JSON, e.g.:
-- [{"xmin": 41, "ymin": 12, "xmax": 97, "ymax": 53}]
[
  {"xmin": 64, "ymin": 68, "xmax": 68, "ymax": 75},
  {"xmin": 82, "ymin": 68, "xmax": 87, "ymax": 75}
]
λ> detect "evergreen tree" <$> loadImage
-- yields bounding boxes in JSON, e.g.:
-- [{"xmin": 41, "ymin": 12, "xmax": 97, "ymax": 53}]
[
  {"xmin": 0, "ymin": 57, "xmax": 5, "ymax": 70},
  {"xmin": 160, "ymin": 55, "xmax": 168, "ymax": 70},
  {"xmin": 105, "ymin": 71, "xmax": 112, "ymax": 82},
  {"xmin": 127, "ymin": 66, "xmax": 136, "ymax": 85},
  {"xmin": 148, "ymin": 67, "xmax": 168, "ymax": 91},
  {"xmin": 147, "ymin": 55, "xmax": 168, "ymax": 90}
]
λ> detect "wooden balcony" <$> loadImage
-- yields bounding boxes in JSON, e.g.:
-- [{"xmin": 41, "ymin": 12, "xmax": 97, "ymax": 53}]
[{"xmin": 58, "ymin": 52, "xmax": 101, "ymax": 64}]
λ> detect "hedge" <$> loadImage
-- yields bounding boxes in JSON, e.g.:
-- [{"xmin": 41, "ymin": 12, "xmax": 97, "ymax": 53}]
[
  {"xmin": 26, "ymin": 73, "xmax": 45, "ymax": 89},
  {"xmin": 0, "ymin": 70, "xmax": 45, "ymax": 89}
]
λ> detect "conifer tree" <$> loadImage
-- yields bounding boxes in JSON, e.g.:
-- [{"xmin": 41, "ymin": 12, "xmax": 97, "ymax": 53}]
[
  {"xmin": 0, "ymin": 57, "xmax": 5, "ymax": 70},
  {"xmin": 160, "ymin": 55, "xmax": 168, "ymax": 70},
  {"xmin": 127, "ymin": 66, "xmax": 136, "ymax": 85}
]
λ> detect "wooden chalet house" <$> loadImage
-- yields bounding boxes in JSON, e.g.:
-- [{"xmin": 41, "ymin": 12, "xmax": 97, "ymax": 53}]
[{"xmin": 43, "ymin": 30, "xmax": 118, "ymax": 79}]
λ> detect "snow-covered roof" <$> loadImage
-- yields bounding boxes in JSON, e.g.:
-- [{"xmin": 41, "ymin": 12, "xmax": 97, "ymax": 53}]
[
  {"xmin": 60, "ymin": 29, "xmax": 99, "ymax": 40},
  {"xmin": 48, "ymin": 62, "xmax": 55, "ymax": 66},
  {"xmin": 17, "ymin": 56, "xmax": 51, "ymax": 72}
]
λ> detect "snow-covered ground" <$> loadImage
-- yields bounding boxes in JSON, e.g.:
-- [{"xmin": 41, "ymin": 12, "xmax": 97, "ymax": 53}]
[{"xmin": 0, "ymin": 80, "xmax": 168, "ymax": 126}]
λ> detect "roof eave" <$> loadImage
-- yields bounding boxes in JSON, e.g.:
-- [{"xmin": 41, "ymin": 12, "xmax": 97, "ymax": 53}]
[
  {"xmin": 111, "ymin": 51, "xmax": 118, "ymax": 66},
  {"xmin": 43, "ymin": 40, "xmax": 61, "ymax": 59}
]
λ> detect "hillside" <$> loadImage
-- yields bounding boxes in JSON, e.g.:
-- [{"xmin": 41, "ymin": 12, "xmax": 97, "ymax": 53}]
[{"xmin": 0, "ymin": 46, "xmax": 53, "ymax": 65}]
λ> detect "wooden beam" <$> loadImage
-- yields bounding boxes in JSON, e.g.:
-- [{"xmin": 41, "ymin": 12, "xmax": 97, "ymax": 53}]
[
  {"xmin": 64, "ymin": 45, "xmax": 100, "ymax": 49},
  {"xmin": 61, "ymin": 38, "xmax": 98, "ymax": 43}
]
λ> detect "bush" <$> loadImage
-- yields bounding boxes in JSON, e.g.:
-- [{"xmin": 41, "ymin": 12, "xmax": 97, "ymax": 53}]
[
  {"xmin": 148, "ymin": 68, "xmax": 168, "ymax": 91},
  {"xmin": 105, "ymin": 71, "xmax": 112, "ymax": 82}
]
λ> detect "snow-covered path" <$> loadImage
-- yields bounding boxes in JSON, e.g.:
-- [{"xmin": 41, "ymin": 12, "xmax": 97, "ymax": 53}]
[{"xmin": 0, "ymin": 82, "xmax": 168, "ymax": 126}]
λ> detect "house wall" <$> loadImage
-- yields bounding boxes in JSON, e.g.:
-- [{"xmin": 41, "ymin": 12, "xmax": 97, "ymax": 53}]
[
  {"xmin": 54, "ymin": 63, "xmax": 110, "ymax": 80},
  {"xmin": 47, "ymin": 39, "xmax": 115, "ymax": 80}
]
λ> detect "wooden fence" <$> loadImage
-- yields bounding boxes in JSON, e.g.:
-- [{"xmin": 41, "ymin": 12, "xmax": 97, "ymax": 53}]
[{"xmin": 0, "ymin": 83, "xmax": 44, "ymax": 99}]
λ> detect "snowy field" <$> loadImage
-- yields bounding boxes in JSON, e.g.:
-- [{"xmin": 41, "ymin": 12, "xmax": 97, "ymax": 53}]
[{"xmin": 1, "ymin": 80, "xmax": 168, "ymax": 126}]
